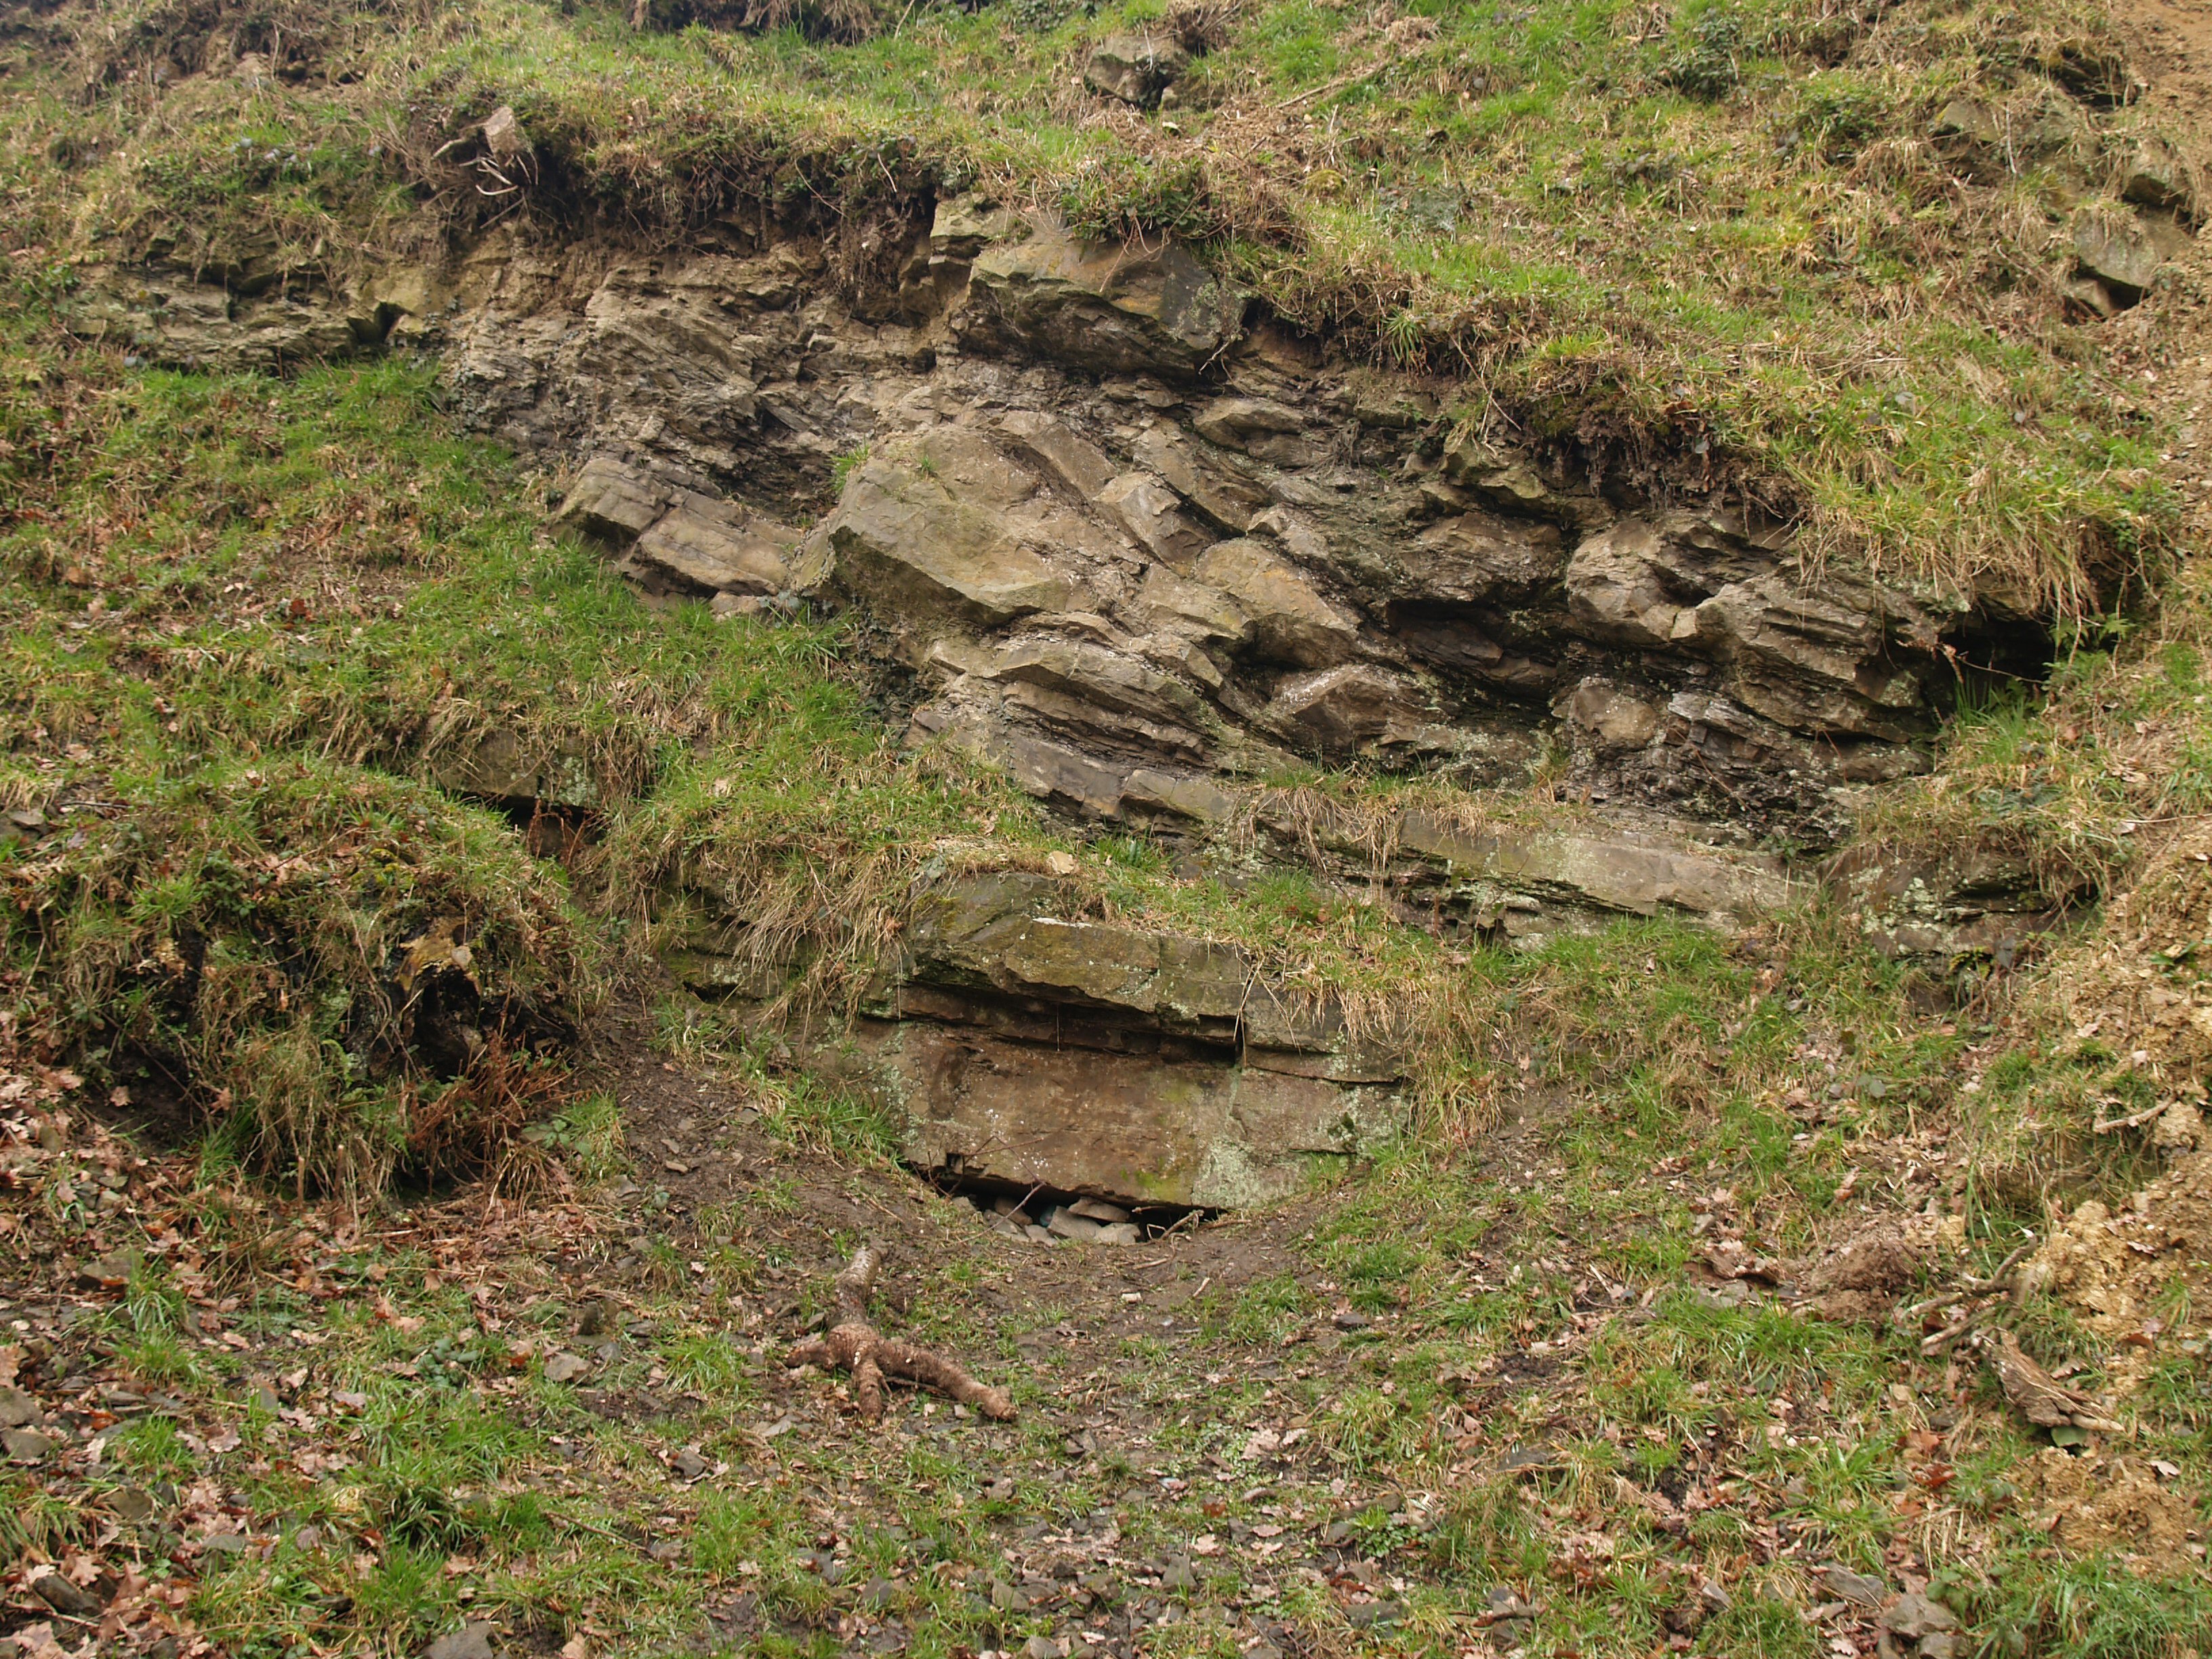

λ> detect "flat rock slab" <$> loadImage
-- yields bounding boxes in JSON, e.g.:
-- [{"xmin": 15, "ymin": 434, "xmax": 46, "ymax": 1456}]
[
  {"xmin": 899, "ymin": 870, "xmax": 1395, "ymax": 1066},
  {"xmin": 425, "ymin": 1623, "xmax": 501, "ymax": 1659},
  {"xmin": 873, "ymin": 1019, "xmax": 1393, "ymax": 1209},
  {"xmin": 828, "ymin": 870, "xmax": 1410, "ymax": 1208},
  {"xmin": 555, "ymin": 453, "xmax": 796, "ymax": 598},
  {"xmin": 1398, "ymin": 813, "xmax": 1797, "ymax": 924}
]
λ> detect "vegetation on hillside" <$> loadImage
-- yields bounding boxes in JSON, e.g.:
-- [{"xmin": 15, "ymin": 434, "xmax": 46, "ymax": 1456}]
[
  {"xmin": 2, "ymin": 285, "xmax": 2207, "ymax": 1659},
  {"xmin": 1, "ymin": 0, "xmax": 2209, "ymax": 1654},
  {"xmin": 7, "ymin": 0, "xmax": 2190, "ymax": 610}
]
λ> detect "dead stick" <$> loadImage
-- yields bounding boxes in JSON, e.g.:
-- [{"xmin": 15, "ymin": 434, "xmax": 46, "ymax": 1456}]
[
  {"xmin": 2092, "ymin": 1103, "xmax": 2168, "ymax": 1134},
  {"xmin": 1960, "ymin": 1243, "xmax": 2034, "ymax": 1293},
  {"xmin": 788, "ymin": 1243, "xmax": 1015, "ymax": 1422},
  {"xmin": 1920, "ymin": 1307, "xmax": 1985, "ymax": 1355}
]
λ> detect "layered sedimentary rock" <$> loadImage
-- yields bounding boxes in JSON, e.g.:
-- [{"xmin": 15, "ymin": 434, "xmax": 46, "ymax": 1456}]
[
  {"xmin": 71, "ymin": 200, "xmax": 2034, "ymax": 847},
  {"xmin": 455, "ymin": 203, "xmax": 1992, "ymax": 843},
  {"xmin": 655, "ymin": 869, "xmax": 1406, "ymax": 1209},
  {"xmin": 1828, "ymin": 839, "xmax": 2090, "ymax": 975},
  {"xmin": 1248, "ymin": 800, "xmax": 1797, "ymax": 945},
  {"xmin": 61, "ymin": 192, "xmax": 2069, "ymax": 1197},
  {"xmin": 654, "ymin": 811, "xmax": 1794, "ymax": 1207},
  {"xmin": 861, "ymin": 872, "xmax": 1399, "ymax": 1208}
]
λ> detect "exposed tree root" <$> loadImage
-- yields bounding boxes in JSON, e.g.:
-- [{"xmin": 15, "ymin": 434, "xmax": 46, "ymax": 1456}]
[{"xmin": 789, "ymin": 1243, "xmax": 1015, "ymax": 1422}]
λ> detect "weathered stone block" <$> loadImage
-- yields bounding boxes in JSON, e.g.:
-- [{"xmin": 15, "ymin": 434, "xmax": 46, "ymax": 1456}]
[
  {"xmin": 1130, "ymin": 424, "xmax": 1269, "ymax": 533},
  {"xmin": 1564, "ymin": 518, "xmax": 1692, "ymax": 649},
  {"xmin": 1097, "ymin": 472, "xmax": 1214, "ymax": 570},
  {"xmin": 627, "ymin": 495, "xmax": 796, "ymax": 596},
  {"xmin": 2073, "ymin": 213, "xmax": 2161, "ymax": 304},
  {"xmin": 555, "ymin": 453, "xmax": 666, "ymax": 550},
  {"xmin": 1193, "ymin": 539, "xmax": 1359, "ymax": 667},
  {"xmin": 1082, "ymin": 33, "xmax": 1190, "ymax": 108},
  {"xmin": 826, "ymin": 438, "xmax": 1075, "ymax": 625},
  {"xmin": 998, "ymin": 411, "xmax": 1119, "ymax": 500},
  {"xmin": 1263, "ymin": 664, "xmax": 1429, "ymax": 752},
  {"xmin": 964, "ymin": 217, "xmax": 1248, "ymax": 379},
  {"xmin": 1560, "ymin": 678, "xmax": 1661, "ymax": 751}
]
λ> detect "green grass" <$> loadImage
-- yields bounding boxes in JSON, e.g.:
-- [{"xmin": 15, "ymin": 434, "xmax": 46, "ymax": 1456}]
[
  {"xmin": 0, "ymin": 329, "xmax": 1576, "ymax": 1192},
  {"xmin": 4, "ymin": 0, "xmax": 2186, "ymax": 613},
  {"xmin": 0, "ymin": 340, "xmax": 1029, "ymax": 1190},
  {"xmin": 5, "ymin": 9, "xmax": 2212, "ymax": 1645}
]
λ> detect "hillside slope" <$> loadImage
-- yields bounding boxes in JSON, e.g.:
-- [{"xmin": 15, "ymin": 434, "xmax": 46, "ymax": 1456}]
[{"xmin": 1, "ymin": 1, "xmax": 2211, "ymax": 1656}]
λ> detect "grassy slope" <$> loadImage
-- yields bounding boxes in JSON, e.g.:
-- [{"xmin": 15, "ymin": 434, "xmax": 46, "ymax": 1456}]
[
  {"xmin": 7, "ymin": 858, "xmax": 2211, "ymax": 1658},
  {"xmin": 2, "ymin": 327, "xmax": 2207, "ymax": 1659},
  {"xmin": 23, "ymin": 0, "xmax": 2184, "ymax": 609},
  {"xmin": 1, "ymin": 0, "xmax": 2211, "ymax": 1654}
]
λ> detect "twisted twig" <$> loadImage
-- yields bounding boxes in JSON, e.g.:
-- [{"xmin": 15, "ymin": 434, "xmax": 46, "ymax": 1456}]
[
  {"xmin": 1898, "ymin": 1242, "xmax": 2038, "ymax": 1354},
  {"xmin": 788, "ymin": 1243, "xmax": 1015, "ymax": 1422}
]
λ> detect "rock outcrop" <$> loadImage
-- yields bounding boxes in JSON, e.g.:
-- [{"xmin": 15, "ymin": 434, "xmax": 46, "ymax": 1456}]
[
  {"xmin": 556, "ymin": 453, "xmax": 797, "ymax": 600},
  {"xmin": 650, "ymin": 805, "xmax": 1797, "ymax": 1213},
  {"xmin": 66, "ymin": 264, "xmax": 364, "ymax": 370},
  {"xmin": 1263, "ymin": 802, "xmax": 1798, "ymax": 945},
  {"xmin": 1082, "ymin": 33, "xmax": 1190, "ymax": 108},
  {"xmin": 653, "ymin": 800, "xmax": 1792, "ymax": 1208},
  {"xmin": 58, "ymin": 193, "xmax": 2069, "ymax": 1202},
  {"xmin": 960, "ymin": 217, "xmax": 1249, "ymax": 380},
  {"xmin": 867, "ymin": 872, "xmax": 1398, "ymax": 1208},
  {"xmin": 2072, "ymin": 211, "xmax": 2165, "ymax": 308},
  {"xmin": 667, "ymin": 869, "xmax": 1402, "ymax": 1208},
  {"xmin": 66, "ymin": 203, "xmax": 2034, "ymax": 851},
  {"xmin": 1828, "ymin": 838, "xmax": 2089, "ymax": 976}
]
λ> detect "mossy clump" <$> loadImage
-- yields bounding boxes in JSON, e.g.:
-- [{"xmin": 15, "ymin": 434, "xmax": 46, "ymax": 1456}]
[{"xmin": 5, "ymin": 758, "xmax": 592, "ymax": 1195}]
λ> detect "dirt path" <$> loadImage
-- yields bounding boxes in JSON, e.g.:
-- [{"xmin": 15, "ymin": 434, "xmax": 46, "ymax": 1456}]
[
  {"xmin": 2111, "ymin": 0, "xmax": 2212, "ymax": 121},
  {"xmin": 594, "ymin": 1017, "xmax": 1345, "ymax": 1358}
]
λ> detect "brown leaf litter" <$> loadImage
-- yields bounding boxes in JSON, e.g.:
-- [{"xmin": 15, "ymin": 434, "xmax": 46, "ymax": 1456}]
[
  {"xmin": 2019, "ymin": 1147, "xmax": 2212, "ymax": 1397},
  {"xmin": 2022, "ymin": 1448, "xmax": 2200, "ymax": 1575},
  {"xmin": 1800, "ymin": 1213, "xmax": 1944, "ymax": 1322}
]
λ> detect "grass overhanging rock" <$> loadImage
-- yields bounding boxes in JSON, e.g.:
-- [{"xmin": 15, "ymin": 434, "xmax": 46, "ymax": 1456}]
[
  {"xmin": 5, "ymin": 758, "xmax": 592, "ymax": 1195},
  {"xmin": 2, "ymin": 0, "xmax": 2212, "ymax": 1653},
  {"xmin": 5, "ymin": 0, "xmax": 2185, "ymax": 616}
]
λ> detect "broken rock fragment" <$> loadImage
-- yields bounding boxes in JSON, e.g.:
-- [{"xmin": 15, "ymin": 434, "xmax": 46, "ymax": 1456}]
[
  {"xmin": 555, "ymin": 453, "xmax": 668, "ymax": 549},
  {"xmin": 626, "ymin": 495, "xmax": 794, "ymax": 598},
  {"xmin": 1559, "ymin": 678, "xmax": 1660, "ymax": 752},
  {"xmin": 2121, "ymin": 134, "xmax": 2201, "ymax": 223},
  {"xmin": 4, "ymin": 1427, "xmax": 60, "ymax": 1464},
  {"xmin": 1044, "ymin": 1206, "xmax": 1139, "ymax": 1243},
  {"xmin": 825, "ymin": 432, "xmax": 1075, "ymax": 625},
  {"xmin": 1130, "ymin": 424, "xmax": 1268, "ymax": 532},
  {"xmin": 1263, "ymin": 663, "xmax": 1429, "ymax": 752},
  {"xmin": 0, "ymin": 1385, "xmax": 43, "ymax": 1429},
  {"xmin": 1877, "ymin": 1591, "xmax": 1960, "ymax": 1659},
  {"xmin": 964, "ymin": 216, "xmax": 1248, "ymax": 379},
  {"xmin": 480, "ymin": 104, "xmax": 529, "ymax": 163},
  {"xmin": 1563, "ymin": 518, "xmax": 1696, "ymax": 649},
  {"xmin": 998, "ymin": 409, "xmax": 1118, "ymax": 499},
  {"xmin": 554, "ymin": 454, "xmax": 798, "ymax": 601},
  {"xmin": 1192, "ymin": 538, "xmax": 1359, "ymax": 667},
  {"xmin": 1097, "ymin": 471, "xmax": 1213, "ymax": 569},
  {"xmin": 1083, "ymin": 33, "xmax": 1190, "ymax": 107},
  {"xmin": 2072, "ymin": 212, "xmax": 2163, "ymax": 306}
]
